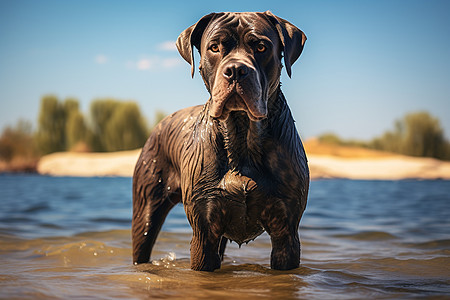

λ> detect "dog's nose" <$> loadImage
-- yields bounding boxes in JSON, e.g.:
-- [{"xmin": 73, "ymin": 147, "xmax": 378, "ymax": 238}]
[{"xmin": 223, "ymin": 63, "xmax": 249, "ymax": 82}]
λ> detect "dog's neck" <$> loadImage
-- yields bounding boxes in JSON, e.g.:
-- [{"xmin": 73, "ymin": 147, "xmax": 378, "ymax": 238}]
[
  {"xmin": 218, "ymin": 110, "xmax": 265, "ymax": 170},
  {"xmin": 213, "ymin": 88, "xmax": 291, "ymax": 171}
]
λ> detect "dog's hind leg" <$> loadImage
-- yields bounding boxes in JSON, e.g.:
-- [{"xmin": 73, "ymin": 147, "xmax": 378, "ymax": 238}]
[
  {"xmin": 132, "ymin": 187, "xmax": 180, "ymax": 264},
  {"xmin": 132, "ymin": 136, "xmax": 181, "ymax": 264}
]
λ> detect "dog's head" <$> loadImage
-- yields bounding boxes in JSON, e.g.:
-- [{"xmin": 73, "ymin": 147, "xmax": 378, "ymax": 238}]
[{"xmin": 177, "ymin": 12, "xmax": 306, "ymax": 121}]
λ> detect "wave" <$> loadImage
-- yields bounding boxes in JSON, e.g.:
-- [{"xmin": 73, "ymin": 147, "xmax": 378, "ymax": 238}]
[
  {"xmin": 333, "ymin": 231, "xmax": 398, "ymax": 241},
  {"xmin": 88, "ymin": 217, "xmax": 131, "ymax": 224},
  {"xmin": 404, "ymin": 239, "xmax": 450, "ymax": 250}
]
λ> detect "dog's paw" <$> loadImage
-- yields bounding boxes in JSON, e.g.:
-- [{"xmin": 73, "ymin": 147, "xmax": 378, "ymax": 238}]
[{"xmin": 191, "ymin": 253, "xmax": 221, "ymax": 272}]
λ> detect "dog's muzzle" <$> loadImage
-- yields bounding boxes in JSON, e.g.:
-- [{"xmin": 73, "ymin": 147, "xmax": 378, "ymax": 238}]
[{"xmin": 210, "ymin": 60, "xmax": 267, "ymax": 121}]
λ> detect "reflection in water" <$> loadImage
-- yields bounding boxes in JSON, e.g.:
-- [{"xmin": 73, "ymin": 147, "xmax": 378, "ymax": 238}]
[{"xmin": 0, "ymin": 175, "xmax": 449, "ymax": 299}]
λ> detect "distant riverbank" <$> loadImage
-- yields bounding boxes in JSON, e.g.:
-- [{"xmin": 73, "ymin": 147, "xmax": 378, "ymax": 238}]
[
  {"xmin": 37, "ymin": 149, "xmax": 140, "ymax": 177},
  {"xmin": 34, "ymin": 140, "xmax": 450, "ymax": 180}
]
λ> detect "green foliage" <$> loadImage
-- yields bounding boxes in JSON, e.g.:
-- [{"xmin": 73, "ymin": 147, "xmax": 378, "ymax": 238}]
[
  {"xmin": 88, "ymin": 99, "xmax": 120, "ymax": 151},
  {"xmin": 319, "ymin": 111, "xmax": 450, "ymax": 161},
  {"xmin": 89, "ymin": 99, "xmax": 121, "ymax": 151},
  {"xmin": 89, "ymin": 99, "xmax": 149, "ymax": 151},
  {"xmin": 318, "ymin": 132, "xmax": 368, "ymax": 148},
  {"xmin": 63, "ymin": 98, "xmax": 80, "ymax": 114},
  {"xmin": 35, "ymin": 96, "xmax": 91, "ymax": 154},
  {"xmin": 103, "ymin": 102, "xmax": 149, "ymax": 151},
  {"xmin": 372, "ymin": 111, "xmax": 449, "ymax": 160},
  {"xmin": 35, "ymin": 95, "xmax": 67, "ymax": 154},
  {"xmin": 66, "ymin": 111, "xmax": 89, "ymax": 150},
  {"xmin": 0, "ymin": 120, "xmax": 37, "ymax": 162},
  {"xmin": 11, "ymin": 95, "xmax": 162, "ymax": 156},
  {"xmin": 404, "ymin": 112, "xmax": 446, "ymax": 158},
  {"xmin": 318, "ymin": 132, "xmax": 342, "ymax": 145}
]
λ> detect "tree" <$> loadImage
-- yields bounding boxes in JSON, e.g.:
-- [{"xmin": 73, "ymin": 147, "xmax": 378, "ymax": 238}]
[
  {"xmin": 315, "ymin": 111, "xmax": 450, "ymax": 161},
  {"xmin": 0, "ymin": 120, "xmax": 37, "ymax": 162},
  {"xmin": 371, "ymin": 111, "xmax": 449, "ymax": 160},
  {"xmin": 318, "ymin": 132, "xmax": 342, "ymax": 145},
  {"xmin": 402, "ymin": 112, "xmax": 446, "ymax": 158},
  {"xmin": 35, "ymin": 95, "xmax": 66, "ymax": 154},
  {"xmin": 63, "ymin": 98, "xmax": 79, "ymax": 115},
  {"xmin": 66, "ymin": 110, "xmax": 89, "ymax": 151},
  {"xmin": 35, "ymin": 96, "xmax": 89, "ymax": 154},
  {"xmin": 89, "ymin": 99, "xmax": 121, "ymax": 151},
  {"xmin": 88, "ymin": 99, "xmax": 150, "ymax": 151},
  {"xmin": 32, "ymin": 96, "xmax": 153, "ymax": 154},
  {"xmin": 103, "ymin": 102, "xmax": 149, "ymax": 151}
]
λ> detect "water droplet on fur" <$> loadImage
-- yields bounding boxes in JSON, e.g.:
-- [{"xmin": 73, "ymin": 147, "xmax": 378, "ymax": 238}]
[
  {"xmin": 167, "ymin": 186, "xmax": 171, "ymax": 191},
  {"xmin": 144, "ymin": 232, "xmax": 148, "ymax": 236},
  {"xmin": 153, "ymin": 159, "xmax": 157, "ymax": 163},
  {"xmin": 158, "ymin": 178, "xmax": 162, "ymax": 183}
]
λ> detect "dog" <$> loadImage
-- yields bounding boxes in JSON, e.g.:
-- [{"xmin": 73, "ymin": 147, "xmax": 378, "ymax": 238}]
[{"xmin": 132, "ymin": 11, "xmax": 309, "ymax": 272}]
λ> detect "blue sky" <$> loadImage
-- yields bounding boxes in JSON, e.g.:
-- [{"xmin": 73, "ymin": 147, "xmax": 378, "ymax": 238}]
[{"xmin": 1, "ymin": 0, "xmax": 449, "ymax": 140}]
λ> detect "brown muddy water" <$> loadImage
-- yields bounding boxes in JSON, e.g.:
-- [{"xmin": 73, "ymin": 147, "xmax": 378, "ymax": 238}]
[{"xmin": 0, "ymin": 175, "xmax": 449, "ymax": 299}]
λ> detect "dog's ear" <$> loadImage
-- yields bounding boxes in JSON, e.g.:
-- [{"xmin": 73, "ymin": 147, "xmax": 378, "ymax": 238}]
[
  {"xmin": 176, "ymin": 13, "xmax": 217, "ymax": 78},
  {"xmin": 265, "ymin": 11, "xmax": 307, "ymax": 78}
]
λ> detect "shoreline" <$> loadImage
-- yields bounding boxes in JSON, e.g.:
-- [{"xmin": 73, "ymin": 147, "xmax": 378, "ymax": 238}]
[
  {"xmin": 307, "ymin": 154, "xmax": 450, "ymax": 180},
  {"xmin": 0, "ymin": 158, "xmax": 38, "ymax": 174},
  {"xmin": 32, "ymin": 148, "xmax": 450, "ymax": 181},
  {"xmin": 36, "ymin": 149, "xmax": 141, "ymax": 177},
  {"xmin": 3, "ymin": 140, "xmax": 449, "ymax": 180}
]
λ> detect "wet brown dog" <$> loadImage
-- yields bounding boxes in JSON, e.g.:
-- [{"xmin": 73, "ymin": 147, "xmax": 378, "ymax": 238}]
[{"xmin": 132, "ymin": 11, "xmax": 309, "ymax": 271}]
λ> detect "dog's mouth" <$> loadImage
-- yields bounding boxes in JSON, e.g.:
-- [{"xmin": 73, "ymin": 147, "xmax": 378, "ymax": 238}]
[{"xmin": 210, "ymin": 83, "xmax": 267, "ymax": 121}]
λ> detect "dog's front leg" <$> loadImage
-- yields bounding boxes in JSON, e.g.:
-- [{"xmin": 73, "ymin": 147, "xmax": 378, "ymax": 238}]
[
  {"xmin": 262, "ymin": 201, "xmax": 301, "ymax": 270},
  {"xmin": 186, "ymin": 201, "xmax": 224, "ymax": 271},
  {"xmin": 190, "ymin": 228, "xmax": 222, "ymax": 271},
  {"xmin": 269, "ymin": 230, "xmax": 300, "ymax": 270}
]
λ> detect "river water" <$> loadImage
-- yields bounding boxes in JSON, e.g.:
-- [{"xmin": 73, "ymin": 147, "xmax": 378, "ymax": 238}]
[{"xmin": 0, "ymin": 174, "xmax": 449, "ymax": 299}]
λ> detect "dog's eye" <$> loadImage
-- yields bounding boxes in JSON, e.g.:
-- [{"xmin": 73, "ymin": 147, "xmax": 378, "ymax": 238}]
[
  {"xmin": 256, "ymin": 43, "xmax": 266, "ymax": 53},
  {"xmin": 210, "ymin": 44, "xmax": 220, "ymax": 53}
]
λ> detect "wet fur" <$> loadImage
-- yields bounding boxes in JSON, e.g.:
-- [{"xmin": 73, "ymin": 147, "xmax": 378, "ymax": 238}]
[{"xmin": 132, "ymin": 12, "xmax": 309, "ymax": 271}]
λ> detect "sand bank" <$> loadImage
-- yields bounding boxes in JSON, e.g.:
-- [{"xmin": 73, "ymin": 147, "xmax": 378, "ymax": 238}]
[
  {"xmin": 308, "ymin": 154, "xmax": 450, "ymax": 180},
  {"xmin": 36, "ymin": 146, "xmax": 450, "ymax": 180},
  {"xmin": 37, "ymin": 149, "xmax": 141, "ymax": 177}
]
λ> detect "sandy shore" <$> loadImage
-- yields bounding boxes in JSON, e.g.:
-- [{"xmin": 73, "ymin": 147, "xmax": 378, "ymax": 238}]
[
  {"xmin": 307, "ymin": 154, "xmax": 450, "ymax": 180},
  {"xmin": 37, "ymin": 150, "xmax": 141, "ymax": 177},
  {"xmin": 36, "ymin": 142, "xmax": 450, "ymax": 180}
]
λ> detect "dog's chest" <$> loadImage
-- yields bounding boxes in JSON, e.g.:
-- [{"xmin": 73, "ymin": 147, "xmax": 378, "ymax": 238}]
[
  {"xmin": 218, "ymin": 170, "xmax": 265, "ymax": 244},
  {"xmin": 218, "ymin": 170, "xmax": 257, "ymax": 201}
]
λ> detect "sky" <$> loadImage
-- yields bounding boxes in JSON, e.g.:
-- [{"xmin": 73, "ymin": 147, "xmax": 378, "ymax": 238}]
[{"xmin": 1, "ymin": 0, "xmax": 449, "ymax": 140}]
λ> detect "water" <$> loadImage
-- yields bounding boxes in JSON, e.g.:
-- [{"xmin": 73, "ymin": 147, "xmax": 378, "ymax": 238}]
[{"xmin": 0, "ymin": 174, "xmax": 449, "ymax": 299}]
